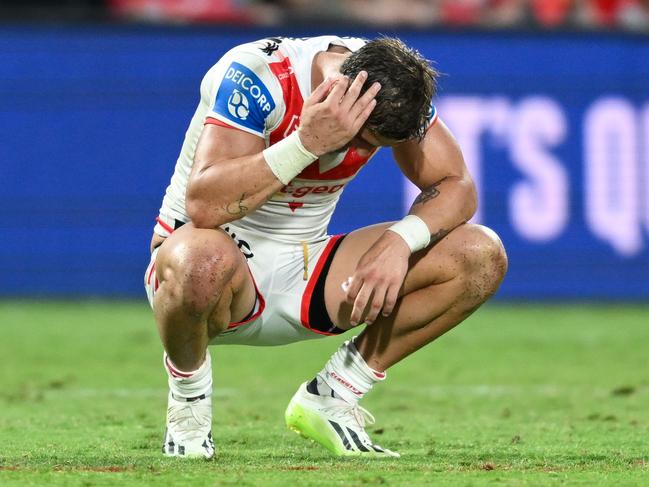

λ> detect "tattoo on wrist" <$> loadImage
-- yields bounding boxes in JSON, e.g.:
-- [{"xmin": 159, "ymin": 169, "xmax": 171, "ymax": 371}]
[
  {"xmin": 226, "ymin": 193, "xmax": 249, "ymax": 216},
  {"xmin": 430, "ymin": 228, "xmax": 449, "ymax": 244},
  {"xmin": 411, "ymin": 178, "xmax": 446, "ymax": 207}
]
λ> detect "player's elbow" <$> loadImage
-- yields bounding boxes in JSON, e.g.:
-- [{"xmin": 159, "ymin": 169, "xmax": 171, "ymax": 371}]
[
  {"xmin": 186, "ymin": 199, "xmax": 208, "ymax": 229},
  {"xmin": 186, "ymin": 169, "xmax": 235, "ymax": 228},
  {"xmin": 187, "ymin": 194, "xmax": 239, "ymax": 229},
  {"xmin": 185, "ymin": 189, "xmax": 224, "ymax": 229}
]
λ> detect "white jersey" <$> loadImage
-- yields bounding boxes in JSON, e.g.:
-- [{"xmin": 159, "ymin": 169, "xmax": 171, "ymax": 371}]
[{"xmin": 154, "ymin": 35, "xmax": 437, "ymax": 243}]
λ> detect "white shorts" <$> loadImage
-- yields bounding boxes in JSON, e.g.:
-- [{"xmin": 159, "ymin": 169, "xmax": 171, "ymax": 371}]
[{"xmin": 144, "ymin": 222, "xmax": 347, "ymax": 346}]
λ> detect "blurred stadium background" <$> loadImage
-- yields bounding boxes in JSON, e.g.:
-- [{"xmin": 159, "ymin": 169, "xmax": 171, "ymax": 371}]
[{"xmin": 1, "ymin": 0, "xmax": 648, "ymax": 300}]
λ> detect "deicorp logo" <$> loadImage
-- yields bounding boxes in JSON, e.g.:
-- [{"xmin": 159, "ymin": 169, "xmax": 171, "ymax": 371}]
[
  {"xmin": 215, "ymin": 61, "xmax": 275, "ymax": 133},
  {"xmin": 227, "ymin": 90, "xmax": 249, "ymax": 120}
]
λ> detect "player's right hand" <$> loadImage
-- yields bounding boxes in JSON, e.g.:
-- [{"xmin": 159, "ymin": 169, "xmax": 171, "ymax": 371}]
[
  {"xmin": 343, "ymin": 230, "xmax": 411, "ymax": 327},
  {"xmin": 297, "ymin": 72, "xmax": 381, "ymax": 156}
]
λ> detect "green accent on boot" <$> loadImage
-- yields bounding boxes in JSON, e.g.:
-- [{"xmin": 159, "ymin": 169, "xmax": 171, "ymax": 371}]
[{"xmin": 285, "ymin": 400, "xmax": 351, "ymax": 456}]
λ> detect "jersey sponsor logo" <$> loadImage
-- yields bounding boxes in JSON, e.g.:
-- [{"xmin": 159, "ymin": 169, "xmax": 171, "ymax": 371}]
[
  {"xmin": 227, "ymin": 89, "xmax": 249, "ymax": 120},
  {"xmin": 214, "ymin": 61, "xmax": 276, "ymax": 133},
  {"xmin": 280, "ymin": 183, "xmax": 344, "ymax": 198},
  {"xmin": 276, "ymin": 66, "xmax": 294, "ymax": 81}
]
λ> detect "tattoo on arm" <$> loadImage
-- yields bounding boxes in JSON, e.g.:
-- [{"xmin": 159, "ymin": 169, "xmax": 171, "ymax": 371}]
[
  {"xmin": 430, "ymin": 228, "xmax": 450, "ymax": 245},
  {"xmin": 411, "ymin": 178, "xmax": 447, "ymax": 208},
  {"xmin": 226, "ymin": 193, "xmax": 249, "ymax": 216}
]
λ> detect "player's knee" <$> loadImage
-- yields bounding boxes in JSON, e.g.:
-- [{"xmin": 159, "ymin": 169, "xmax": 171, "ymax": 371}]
[
  {"xmin": 157, "ymin": 231, "xmax": 242, "ymax": 313},
  {"xmin": 456, "ymin": 224, "xmax": 508, "ymax": 298}
]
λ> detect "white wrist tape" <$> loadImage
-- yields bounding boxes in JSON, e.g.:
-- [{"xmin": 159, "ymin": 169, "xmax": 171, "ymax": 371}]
[
  {"xmin": 262, "ymin": 131, "xmax": 317, "ymax": 185},
  {"xmin": 387, "ymin": 215, "xmax": 431, "ymax": 253}
]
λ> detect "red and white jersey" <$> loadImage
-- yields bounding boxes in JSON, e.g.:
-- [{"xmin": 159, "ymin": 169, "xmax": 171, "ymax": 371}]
[{"xmin": 155, "ymin": 35, "xmax": 437, "ymax": 243}]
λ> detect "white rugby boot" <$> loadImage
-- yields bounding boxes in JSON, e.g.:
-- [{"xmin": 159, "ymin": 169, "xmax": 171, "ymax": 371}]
[
  {"xmin": 285, "ymin": 381, "xmax": 400, "ymax": 457},
  {"xmin": 162, "ymin": 392, "xmax": 215, "ymax": 459}
]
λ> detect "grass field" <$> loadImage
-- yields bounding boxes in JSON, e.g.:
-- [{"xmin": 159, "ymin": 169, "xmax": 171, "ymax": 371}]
[{"xmin": 0, "ymin": 301, "xmax": 647, "ymax": 486}]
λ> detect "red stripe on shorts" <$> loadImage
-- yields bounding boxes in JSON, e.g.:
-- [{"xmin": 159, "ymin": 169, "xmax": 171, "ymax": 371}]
[
  {"xmin": 227, "ymin": 267, "xmax": 266, "ymax": 329},
  {"xmin": 300, "ymin": 235, "xmax": 344, "ymax": 335},
  {"xmin": 155, "ymin": 216, "xmax": 174, "ymax": 234},
  {"xmin": 147, "ymin": 261, "xmax": 156, "ymax": 286}
]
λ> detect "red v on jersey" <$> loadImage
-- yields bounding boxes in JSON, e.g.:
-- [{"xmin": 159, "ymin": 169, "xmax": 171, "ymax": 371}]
[
  {"xmin": 268, "ymin": 56, "xmax": 375, "ymax": 181},
  {"xmin": 268, "ymin": 55, "xmax": 303, "ymax": 145},
  {"xmin": 288, "ymin": 201, "xmax": 304, "ymax": 212}
]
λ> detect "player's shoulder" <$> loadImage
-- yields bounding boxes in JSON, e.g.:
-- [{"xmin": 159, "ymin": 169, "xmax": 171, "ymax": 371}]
[
  {"xmin": 208, "ymin": 41, "xmax": 276, "ymax": 77},
  {"xmin": 327, "ymin": 35, "xmax": 368, "ymax": 52},
  {"xmin": 199, "ymin": 35, "xmax": 370, "ymax": 137},
  {"xmin": 231, "ymin": 35, "xmax": 368, "ymax": 58},
  {"xmin": 274, "ymin": 35, "xmax": 368, "ymax": 54},
  {"xmin": 202, "ymin": 37, "xmax": 317, "ymax": 137},
  {"xmin": 209, "ymin": 35, "xmax": 367, "ymax": 72}
]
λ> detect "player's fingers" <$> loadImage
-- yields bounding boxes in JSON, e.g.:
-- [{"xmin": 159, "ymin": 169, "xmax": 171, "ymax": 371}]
[
  {"xmin": 351, "ymin": 99, "xmax": 377, "ymax": 134},
  {"xmin": 339, "ymin": 71, "xmax": 367, "ymax": 110},
  {"xmin": 325, "ymin": 76, "xmax": 350, "ymax": 105},
  {"xmin": 350, "ymin": 284, "xmax": 372, "ymax": 327},
  {"xmin": 364, "ymin": 284, "xmax": 388, "ymax": 325},
  {"xmin": 381, "ymin": 284, "xmax": 400, "ymax": 317},
  {"xmin": 349, "ymin": 81, "xmax": 381, "ymax": 120},
  {"xmin": 307, "ymin": 76, "xmax": 338, "ymax": 105},
  {"xmin": 344, "ymin": 275, "xmax": 362, "ymax": 305}
]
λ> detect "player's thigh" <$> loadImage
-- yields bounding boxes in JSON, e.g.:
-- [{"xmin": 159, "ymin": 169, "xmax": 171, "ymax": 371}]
[
  {"xmin": 153, "ymin": 224, "xmax": 257, "ymax": 323},
  {"xmin": 324, "ymin": 223, "xmax": 504, "ymax": 327}
]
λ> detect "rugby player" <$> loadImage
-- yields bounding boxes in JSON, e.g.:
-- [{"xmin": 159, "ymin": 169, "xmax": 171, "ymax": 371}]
[{"xmin": 144, "ymin": 35, "xmax": 508, "ymax": 458}]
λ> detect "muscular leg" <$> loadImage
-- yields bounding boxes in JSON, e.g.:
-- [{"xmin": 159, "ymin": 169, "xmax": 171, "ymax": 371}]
[
  {"xmin": 153, "ymin": 224, "xmax": 257, "ymax": 371},
  {"xmin": 324, "ymin": 223, "xmax": 508, "ymax": 371}
]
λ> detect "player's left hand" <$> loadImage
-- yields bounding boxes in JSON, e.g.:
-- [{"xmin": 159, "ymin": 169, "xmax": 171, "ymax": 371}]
[{"xmin": 343, "ymin": 231, "xmax": 411, "ymax": 326}]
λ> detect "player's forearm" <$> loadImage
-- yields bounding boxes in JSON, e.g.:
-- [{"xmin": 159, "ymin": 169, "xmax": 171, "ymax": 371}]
[
  {"xmin": 186, "ymin": 154, "xmax": 284, "ymax": 229},
  {"xmin": 407, "ymin": 176, "xmax": 477, "ymax": 246}
]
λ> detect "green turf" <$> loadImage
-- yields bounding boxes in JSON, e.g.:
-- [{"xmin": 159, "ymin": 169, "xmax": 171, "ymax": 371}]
[{"xmin": 0, "ymin": 301, "xmax": 647, "ymax": 486}]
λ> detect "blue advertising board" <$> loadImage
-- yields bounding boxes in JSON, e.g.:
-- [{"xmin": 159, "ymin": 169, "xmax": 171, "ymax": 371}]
[{"xmin": 1, "ymin": 26, "xmax": 648, "ymax": 298}]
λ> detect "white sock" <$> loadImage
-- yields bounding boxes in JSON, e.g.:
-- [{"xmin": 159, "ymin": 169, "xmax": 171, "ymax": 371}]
[
  {"xmin": 163, "ymin": 352, "xmax": 212, "ymax": 401},
  {"xmin": 316, "ymin": 338, "xmax": 386, "ymax": 405}
]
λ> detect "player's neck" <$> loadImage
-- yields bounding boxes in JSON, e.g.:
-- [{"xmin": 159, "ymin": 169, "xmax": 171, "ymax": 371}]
[{"xmin": 311, "ymin": 49, "xmax": 351, "ymax": 92}]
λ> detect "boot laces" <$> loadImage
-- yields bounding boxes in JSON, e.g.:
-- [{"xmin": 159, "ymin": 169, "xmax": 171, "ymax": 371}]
[
  {"xmin": 168, "ymin": 400, "xmax": 211, "ymax": 440},
  {"xmin": 322, "ymin": 403, "xmax": 376, "ymax": 429}
]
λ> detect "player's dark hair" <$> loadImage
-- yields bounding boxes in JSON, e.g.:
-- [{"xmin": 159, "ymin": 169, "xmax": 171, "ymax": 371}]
[{"xmin": 341, "ymin": 37, "xmax": 438, "ymax": 141}]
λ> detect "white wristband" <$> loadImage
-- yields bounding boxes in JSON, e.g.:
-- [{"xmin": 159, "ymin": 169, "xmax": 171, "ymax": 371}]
[
  {"xmin": 262, "ymin": 131, "xmax": 318, "ymax": 185},
  {"xmin": 387, "ymin": 215, "xmax": 431, "ymax": 253}
]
